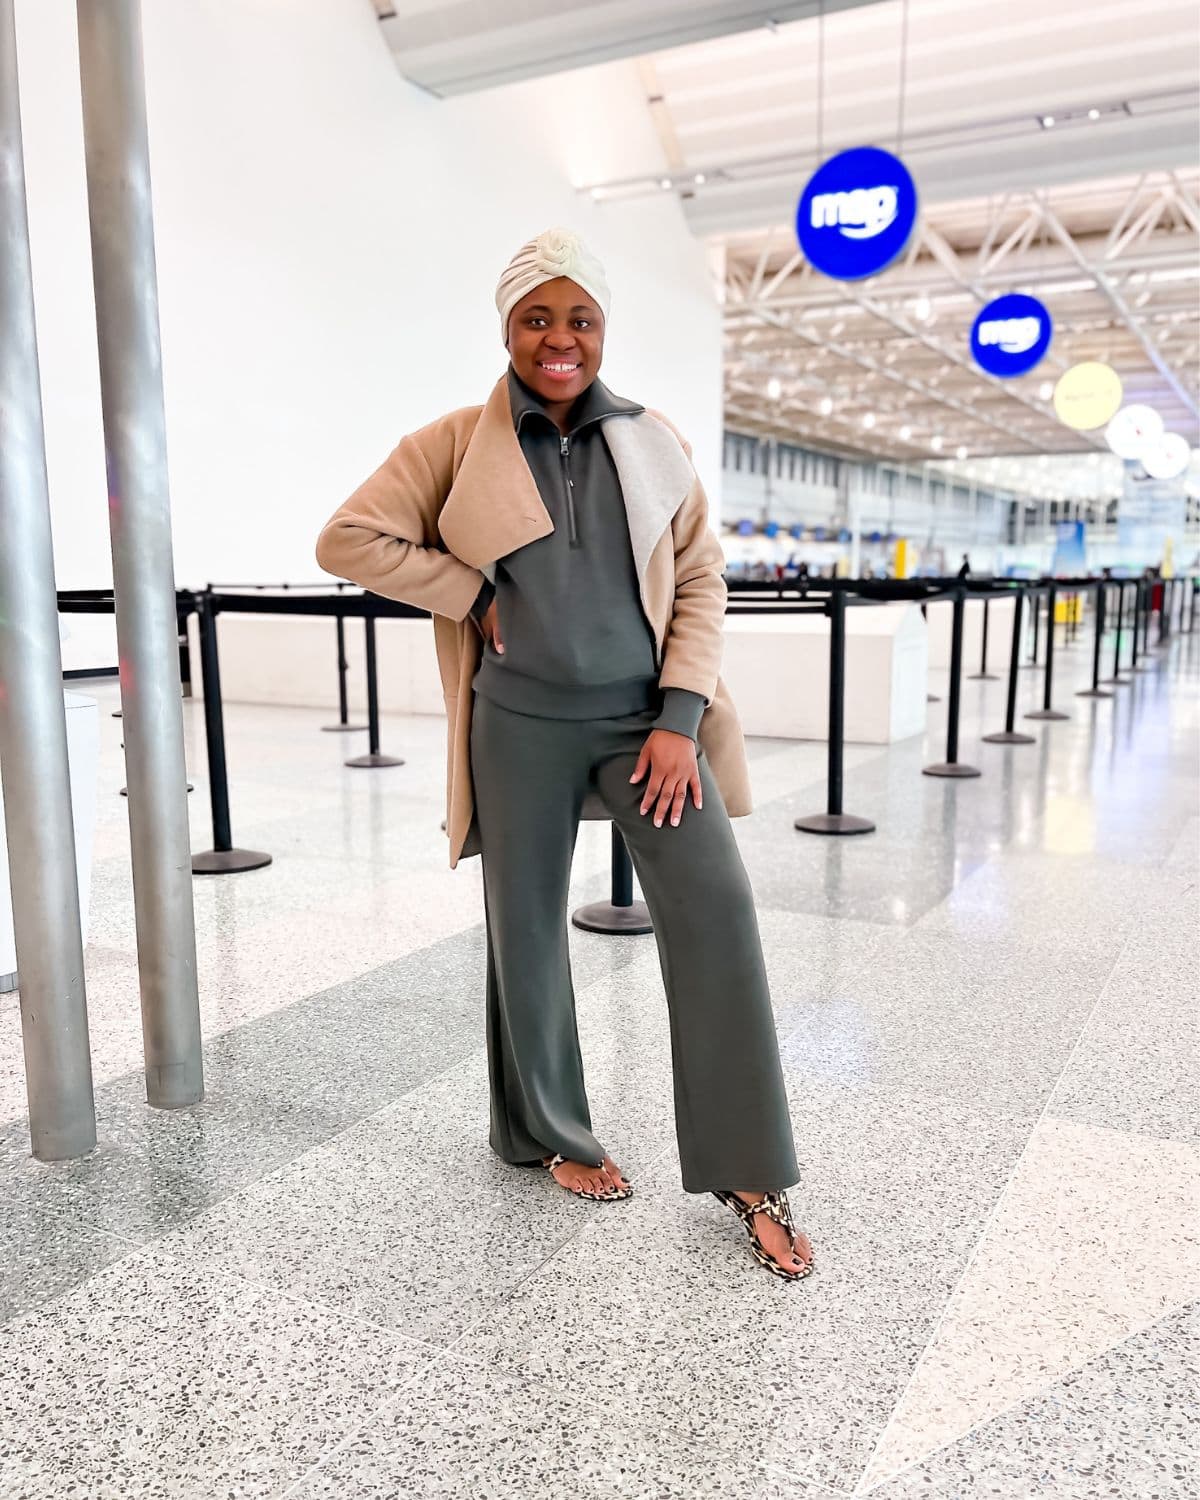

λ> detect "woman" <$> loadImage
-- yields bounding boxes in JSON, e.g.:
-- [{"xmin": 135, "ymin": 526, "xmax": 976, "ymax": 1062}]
[{"xmin": 316, "ymin": 228, "xmax": 813, "ymax": 1280}]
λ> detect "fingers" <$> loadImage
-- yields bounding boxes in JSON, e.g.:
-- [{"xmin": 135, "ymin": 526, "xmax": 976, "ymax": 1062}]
[{"xmin": 628, "ymin": 744, "xmax": 650, "ymax": 785}]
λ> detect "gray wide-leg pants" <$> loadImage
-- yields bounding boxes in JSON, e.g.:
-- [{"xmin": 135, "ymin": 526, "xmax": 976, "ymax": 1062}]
[{"xmin": 468, "ymin": 691, "xmax": 800, "ymax": 1194}]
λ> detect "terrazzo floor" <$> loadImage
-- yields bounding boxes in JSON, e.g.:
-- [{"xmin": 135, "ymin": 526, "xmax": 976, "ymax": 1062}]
[{"xmin": 1, "ymin": 618, "xmax": 1197, "ymax": 1498}]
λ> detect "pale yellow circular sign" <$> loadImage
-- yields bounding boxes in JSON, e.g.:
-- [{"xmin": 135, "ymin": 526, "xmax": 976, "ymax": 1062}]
[{"xmin": 1053, "ymin": 361, "xmax": 1123, "ymax": 431}]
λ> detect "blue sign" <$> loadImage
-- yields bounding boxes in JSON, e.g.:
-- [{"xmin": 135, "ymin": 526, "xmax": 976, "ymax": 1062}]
[
  {"xmin": 789, "ymin": 524, "xmax": 804, "ymax": 539},
  {"xmin": 796, "ymin": 146, "xmax": 918, "ymax": 280},
  {"xmin": 763, "ymin": 520, "xmax": 779, "ymax": 537},
  {"xmin": 970, "ymin": 294, "xmax": 1052, "ymax": 377},
  {"xmin": 736, "ymin": 519, "xmax": 754, "ymax": 536}
]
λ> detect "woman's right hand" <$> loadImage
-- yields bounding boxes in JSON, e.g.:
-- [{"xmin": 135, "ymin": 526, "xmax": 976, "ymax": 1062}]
[{"xmin": 480, "ymin": 598, "xmax": 504, "ymax": 653}]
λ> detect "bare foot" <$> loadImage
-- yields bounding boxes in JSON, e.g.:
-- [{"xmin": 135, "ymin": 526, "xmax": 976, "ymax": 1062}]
[
  {"xmin": 733, "ymin": 1191, "xmax": 813, "ymax": 1275},
  {"xmin": 542, "ymin": 1153, "xmax": 631, "ymax": 1198}
]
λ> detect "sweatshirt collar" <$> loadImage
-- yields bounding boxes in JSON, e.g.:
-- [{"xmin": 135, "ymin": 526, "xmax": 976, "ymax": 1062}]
[{"xmin": 506, "ymin": 363, "xmax": 644, "ymax": 437}]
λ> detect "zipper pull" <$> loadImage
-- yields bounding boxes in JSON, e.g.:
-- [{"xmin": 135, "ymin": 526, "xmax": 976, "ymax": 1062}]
[{"xmin": 560, "ymin": 435, "xmax": 569, "ymax": 455}]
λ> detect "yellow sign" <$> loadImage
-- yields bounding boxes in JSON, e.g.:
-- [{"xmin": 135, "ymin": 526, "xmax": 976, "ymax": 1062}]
[
  {"xmin": 893, "ymin": 538, "xmax": 910, "ymax": 578},
  {"xmin": 1053, "ymin": 362, "xmax": 1123, "ymax": 431}
]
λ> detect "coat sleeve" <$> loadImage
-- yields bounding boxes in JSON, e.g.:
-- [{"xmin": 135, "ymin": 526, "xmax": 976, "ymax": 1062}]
[
  {"xmin": 315, "ymin": 420, "xmax": 488, "ymax": 622},
  {"xmin": 650, "ymin": 417, "xmax": 728, "ymax": 709}
]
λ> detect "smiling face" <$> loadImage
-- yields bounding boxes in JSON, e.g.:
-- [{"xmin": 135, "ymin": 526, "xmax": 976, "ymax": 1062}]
[{"xmin": 505, "ymin": 277, "xmax": 605, "ymax": 412}]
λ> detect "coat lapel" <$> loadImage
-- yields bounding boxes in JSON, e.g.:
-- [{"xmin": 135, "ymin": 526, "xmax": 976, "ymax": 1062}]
[
  {"xmin": 436, "ymin": 374, "xmax": 694, "ymax": 599},
  {"xmin": 602, "ymin": 412, "xmax": 695, "ymax": 588},
  {"xmin": 436, "ymin": 376, "xmax": 552, "ymax": 568}
]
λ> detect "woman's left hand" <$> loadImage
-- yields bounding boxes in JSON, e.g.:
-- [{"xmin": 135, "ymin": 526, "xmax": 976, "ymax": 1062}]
[{"xmin": 629, "ymin": 730, "xmax": 702, "ymax": 827}]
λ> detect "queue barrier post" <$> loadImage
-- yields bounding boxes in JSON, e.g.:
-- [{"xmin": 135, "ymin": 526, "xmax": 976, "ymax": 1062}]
[
  {"xmin": 1024, "ymin": 587, "xmax": 1041, "ymax": 668},
  {"xmin": 968, "ymin": 594, "xmax": 999, "ymax": 680},
  {"xmin": 796, "ymin": 589, "xmax": 876, "ymax": 832},
  {"xmin": 924, "ymin": 586, "xmax": 981, "ymax": 778},
  {"xmin": 191, "ymin": 590, "xmax": 272, "ymax": 874},
  {"xmin": 572, "ymin": 824, "xmax": 654, "ymax": 934},
  {"xmin": 1077, "ymin": 580, "xmax": 1113, "ymax": 699},
  {"xmin": 322, "ymin": 608, "xmax": 367, "ymax": 733},
  {"xmin": 1133, "ymin": 579, "xmax": 1154, "ymax": 671},
  {"xmin": 1025, "ymin": 582, "xmax": 1070, "ymax": 721},
  {"xmin": 983, "ymin": 587, "xmax": 1035, "ymax": 745},
  {"xmin": 345, "ymin": 612, "xmax": 405, "ymax": 769},
  {"xmin": 1104, "ymin": 581, "xmax": 1130, "ymax": 685}
]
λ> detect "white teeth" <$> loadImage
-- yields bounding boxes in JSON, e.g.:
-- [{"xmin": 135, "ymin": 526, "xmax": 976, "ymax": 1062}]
[{"xmin": 542, "ymin": 363, "xmax": 578, "ymax": 371}]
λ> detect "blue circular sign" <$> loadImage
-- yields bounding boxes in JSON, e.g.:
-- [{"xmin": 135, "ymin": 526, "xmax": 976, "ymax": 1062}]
[
  {"xmin": 796, "ymin": 146, "xmax": 918, "ymax": 281},
  {"xmin": 970, "ymin": 294, "xmax": 1052, "ymax": 377}
]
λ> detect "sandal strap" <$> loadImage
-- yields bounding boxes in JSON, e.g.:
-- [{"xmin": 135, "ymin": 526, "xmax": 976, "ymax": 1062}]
[{"xmin": 751, "ymin": 1191, "xmax": 796, "ymax": 1237}]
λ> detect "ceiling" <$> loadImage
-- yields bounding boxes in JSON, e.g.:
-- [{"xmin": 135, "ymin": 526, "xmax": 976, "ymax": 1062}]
[{"xmin": 372, "ymin": 0, "xmax": 1200, "ymax": 468}]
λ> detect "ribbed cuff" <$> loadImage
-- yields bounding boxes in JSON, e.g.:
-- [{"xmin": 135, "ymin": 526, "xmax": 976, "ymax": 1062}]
[
  {"xmin": 468, "ymin": 576, "xmax": 495, "ymax": 622},
  {"xmin": 651, "ymin": 687, "xmax": 707, "ymax": 741}
]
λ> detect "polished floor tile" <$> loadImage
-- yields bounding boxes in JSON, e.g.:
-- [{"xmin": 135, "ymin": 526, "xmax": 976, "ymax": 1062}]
[
  {"xmin": 0, "ymin": 633, "xmax": 1195, "ymax": 1499},
  {"xmin": 0, "ymin": 1242, "xmax": 430, "ymax": 1500}
]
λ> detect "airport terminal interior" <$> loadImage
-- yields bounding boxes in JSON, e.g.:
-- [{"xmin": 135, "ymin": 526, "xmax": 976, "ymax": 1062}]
[{"xmin": 1, "ymin": 2, "xmax": 1198, "ymax": 1497}]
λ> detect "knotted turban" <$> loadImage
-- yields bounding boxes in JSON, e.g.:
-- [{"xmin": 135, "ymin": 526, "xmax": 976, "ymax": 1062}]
[{"xmin": 495, "ymin": 227, "xmax": 611, "ymax": 343}]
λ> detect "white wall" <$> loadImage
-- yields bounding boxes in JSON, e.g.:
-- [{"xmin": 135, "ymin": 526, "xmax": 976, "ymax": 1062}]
[{"xmin": 16, "ymin": 0, "xmax": 723, "ymax": 608}]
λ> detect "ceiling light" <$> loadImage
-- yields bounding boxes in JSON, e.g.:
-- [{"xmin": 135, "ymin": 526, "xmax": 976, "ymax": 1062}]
[
  {"xmin": 862, "ymin": 412, "xmax": 876, "ymax": 429},
  {"xmin": 912, "ymin": 295, "xmax": 932, "ymax": 323},
  {"xmin": 1088, "ymin": 108, "xmax": 1100, "ymax": 121},
  {"xmin": 1038, "ymin": 380, "xmax": 1054, "ymax": 401},
  {"xmin": 956, "ymin": 445, "xmax": 969, "ymax": 460},
  {"xmin": 766, "ymin": 377, "xmax": 782, "ymax": 400},
  {"xmin": 1041, "ymin": 115, "xmax": 1056, "ymax": 128},
  {"xmin": 694, "ymin": 173, "xmax": 706, "ymax": 185},
  {"xmin": 818, "ymin": 396, "xmax": 833, "ymax": 416},
  {"xmin": 659, "ymin": 177, "xmax": 672, "ymax": 190},
  {"xmin": 930, "ymin": 435, "xmax": 944, "ymax": 452},
  {"xmin": 899, "ymin": 424, "xmax": 912, "ymax": 441}
]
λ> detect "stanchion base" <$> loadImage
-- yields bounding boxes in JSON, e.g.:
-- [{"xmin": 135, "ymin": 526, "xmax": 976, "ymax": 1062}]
[
  {"xmin": 794, "ymin": 812, "xmax": 876, "ymax": 836},
  {"xmin": 967, "ymin": 672, "xmax": 1001, "ymax": 681},
  {"xmin": 111, "ymin": 710, "xmax": 122, "ymax": 718},
  {"xmin": 926, "ymin": 694, "xmax": 941, "ymax": 703},
  {"xmin": 1076, "ymin": 688, "xmax": 1114, "ymax": 699},
  {"xmin": 321, "ymin": 723, "xmax": 368, "ymax": 733},
  {"xmin": 982, "ymin": 731, "xmax": 1036, "ymax": 745},
  {"xmin": 192, "ymin": 848, "xmax": 273, "ymax": 875},
  {"xmin": 571, "ymin": 899, "xmax": 653, "ymax": 935},
  {"xmin": 121, "ymin": 783, "xmax": 193, "ymax": 796},
  {"xmin": 923, "ymin": 762, "xmax": 982, "ymax": 778},
  {"xmin": 1101, "ymin": 675, "xmax": 1131, "ymax": 685},
  {"xmin": 345, "ymin": 753, "xmax": 406, "ymax": 768},
  {"xmin": 1025, "ymin": 709, "xmax": 1070, "ymax": 720}
]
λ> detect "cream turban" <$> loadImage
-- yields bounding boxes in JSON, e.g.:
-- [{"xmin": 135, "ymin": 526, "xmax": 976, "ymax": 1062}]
[{"xmin": 495, "ymin": 227, "xmax": 611, "ymax": 343}]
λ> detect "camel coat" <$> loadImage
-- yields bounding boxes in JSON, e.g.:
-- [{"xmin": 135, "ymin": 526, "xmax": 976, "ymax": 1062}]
[{"xmin": 315, "ymin": 373, "xmax": 752, "ymax": 868}]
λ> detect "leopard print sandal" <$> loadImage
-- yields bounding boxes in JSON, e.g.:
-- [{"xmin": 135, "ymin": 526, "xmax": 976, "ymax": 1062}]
[
  {"xmin": 712, "ymin": 1188, "xmax": 814, "ymax": 1280},
  {"xmin": 543, "ymin": 1153, "xmax": 634, "ymax": 1202}
]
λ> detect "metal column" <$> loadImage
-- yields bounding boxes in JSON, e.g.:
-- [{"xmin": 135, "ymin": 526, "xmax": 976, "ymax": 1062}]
[
  {"xmin": 0, "ymin": 0, "xmax": 97, "ymax": 1160},
  {"xmin": 77, "ymin": 0, "xmax": 202, "ymax": 1108}
]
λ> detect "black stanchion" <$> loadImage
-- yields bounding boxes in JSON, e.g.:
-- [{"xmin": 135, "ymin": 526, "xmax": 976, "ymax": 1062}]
[
  {"xmin": 1077, "ymin": 581, "xmax": 1113, "ymax": 699},
  {"xmin": 345, "ymin": 615, "xmax": 404, "ymax": 769},
  {"xmin": 572, "ymin": 824, "xmax": 654, "ymax": 934},
  {"xmin": 1025, "ymin": 584, "xmax": 1070, "ymax": 721},
  {"xmin": 796, "ymin": 590, "xmax": 876, "ymax": 832},
  {"xmin": 1024, "ymin": 588, "xmax": 1041, "ymax": 668},
  {"xmin": 924, "ymin": 587, "xmax": 981, "ymax": 777},
  {"xmin": 1104, "ymin": 581, "xmax": 1130, "ymax": 685},
  {"xmin": 321, "ymin": 613, "xmax": 367, "ymax": 733},
  {"xmin": 1132, "ymin": 579, "xmax": 1153, "ymax": 670},
  {"xmin": 1189, "ymin": 577, "xmax": 1197, "ymax": 633},
  {"xmin": 968, "ymin": 595, "xmax": 999, "ymax": 680},
  {"xmin": 191, "ymin": 591, "xmax": 272, "ymax": 875},
  {"xmin": 983, "ymin": 588, "xmax": 1035, "ymax": 745}
]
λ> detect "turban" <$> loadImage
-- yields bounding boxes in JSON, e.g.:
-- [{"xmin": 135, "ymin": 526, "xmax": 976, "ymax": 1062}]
[{"xmin": 495, "ymin": 227, "xmax": 611, "ymax": 343}]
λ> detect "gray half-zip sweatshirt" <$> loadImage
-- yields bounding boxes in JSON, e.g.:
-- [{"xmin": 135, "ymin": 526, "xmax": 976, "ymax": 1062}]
[{"xmin": 467, "ymin": 364, "xmax": 708, "ymax": 740}]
